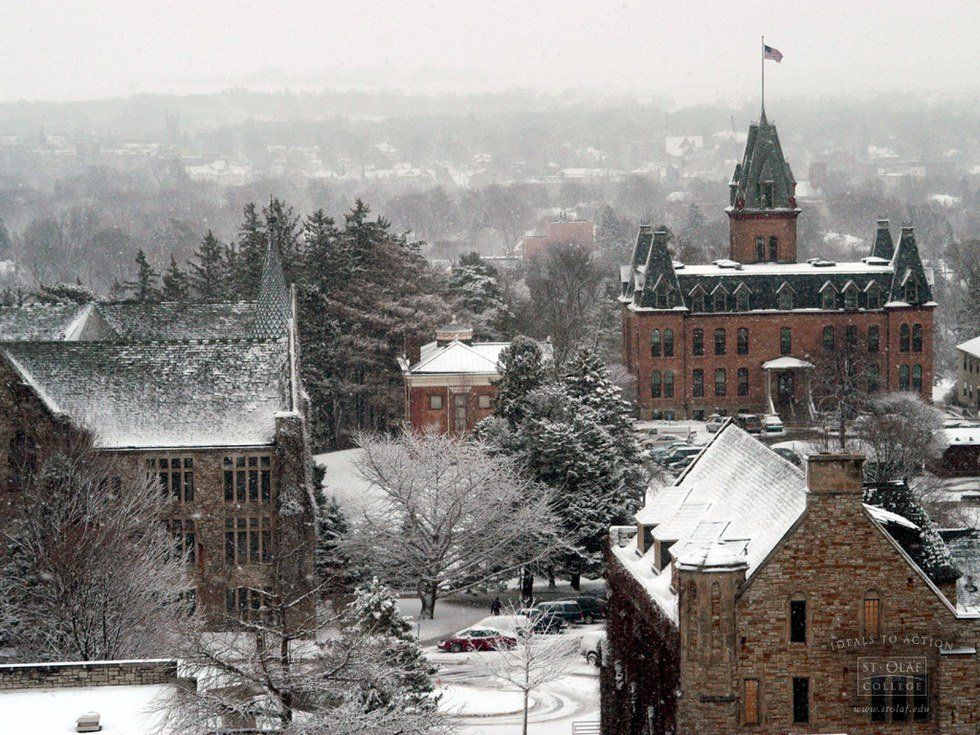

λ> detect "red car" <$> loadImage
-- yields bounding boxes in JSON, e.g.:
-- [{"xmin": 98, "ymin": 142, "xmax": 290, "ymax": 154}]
[{"xmin": 437, "ymin": 627, "xmax": 517, "ymax": 653}]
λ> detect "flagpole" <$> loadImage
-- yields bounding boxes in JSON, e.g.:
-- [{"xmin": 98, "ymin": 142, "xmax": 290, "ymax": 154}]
[{"xmin": 761, "ymin": 35, "xmax": 765, "ymax": 115}]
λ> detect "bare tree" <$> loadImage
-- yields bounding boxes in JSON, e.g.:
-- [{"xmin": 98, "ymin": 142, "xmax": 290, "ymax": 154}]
[
  {"xmin": 472, "ymin": 606, "xmax": 578, "ymax": 735},
  {"xmin": 810, "ymin": 324, "xmax": 877, "ymax": 450},
  {"xmin": 347, "ymin": 431, "xmax": 565, "ymax": 620},
  {"xmin": 857, "ymin": 392, "xmax": 947, "ymax": 482},
  {"xmin": 0, "ymin": 429, "xmax": 189, "ymax": 662}
]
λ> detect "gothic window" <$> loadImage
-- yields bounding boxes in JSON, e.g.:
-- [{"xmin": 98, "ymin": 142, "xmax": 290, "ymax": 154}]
[
  {"xmin": 822, "ymin": 326, "xmax": 835, "ymax": 351},
  {"xmin": 755, "ymin": 236, "xmax": 765, "ymax": 261},
  {"xmin": 768, "ymin": 236, "xmax": 778, "ymax": 261},
  {"xmin": 780, "ymin": 327, "xmax": 792, "ymax": 355},
  {"xmin": 715, "ymin": 328, "xmax": 727, "ymax": 355},
  {"xmin": 710, "ymin": 582, "xmax": 721, "ymax": 652},
  {"xmin": 713, "ymin": 290, "xmax": 728, "ymax": 312},
  {"xmin": 868, "ymin": 325, "xmax": 880, "ymax": 352},
  {"xmin": 687, "ymin": 581, "xmax": 698, "ymax": 650},
  {"xmin": 762, "ymin": 182, "xmax": 774, "ymax": 208},
  {"xmin": 912, "ymin": 324, "xmax": 922, "ymax": 352},
  {"xmin": 663, "ymin": 329, "xmax": 674, "ymax": 357},
  {"xmin": 223, "ymin": 455, "xmax": 273, "ymax": 504},
  {"xmin": 651, "ymin": 329, "xmax": 661, "ymax": 357},
  {"xmin": 912, "ymin": 364, "xmax": 923, "ymax": 393},
  {"xmin": 651, "ymin": 370, "xmax": 661, "ymax": 398},
  {"xmin": 899, "ymin": 324, "xmax": 910, "ymax": 352},
  {"xmin": 777, "ymin": 285, "xmax": 793, "ymax": 310},
  {"xmin": 664, "ymin": 370, "xmax": 675, "ymax": 398},
  {"xmin": 737, "ymin": 368, "xmax": 749, "ymax": 396},
  {"xmin": 821, "ymin": 287, "xmax": 837, "ymax": 310},
  {"xmin": 693, "ymin": 369, "xmax": 704, "ymax": 397},
  {"xmin": 899, "ymin": 365, "xmax": 910, "ymax": 391},
  {"xmin": 654, "ymin": 282, "xmax": 671, "ymax": 309},
  {"xmin": 715, "ymin": 368, "xmax": 726, "ymax": 397},
  {"xmin": 845, "ymin": 325, "xmax": 858, "ymax": 347},
  {"xmin": 692, "ymin": 328, "xmax": 704, "ymax": 356},
  {"xmin": 225, "ymin": 516, "xmax": 273, "ymax": 565},
  {"xmin": 148, "ymin": 456, "xmax": 194, "ymax": 503}
]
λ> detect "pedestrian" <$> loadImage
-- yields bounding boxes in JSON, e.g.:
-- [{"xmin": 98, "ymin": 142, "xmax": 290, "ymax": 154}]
[{"xmin": 490, "ymin": 596, "xmax": 502, "ymax": 616}]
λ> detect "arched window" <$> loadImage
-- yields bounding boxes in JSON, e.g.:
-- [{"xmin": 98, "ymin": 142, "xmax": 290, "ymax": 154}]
[
  {"xmin": 651, "ymin": 370, "xmax": 662, "ymax": 398},
  {"xmin": 768, "ymin": 236, "xmax": 778, "ymax": 261},
  {"xmin": 822, "ymin": 326, "xmax": 835, "ymax": 351},
  {"xmin": 692, "ymin": 328, "xmax": 704, "ymax": 356},
  {"xmin": 737, "ymin": 327, "xmax": 749, "ymax": 355},
  {"xmin": 912, "ymin": 364, "xmax": 923, "ymax": 393},
  {"xmin": 714, "ymin": 328, "xmax": 727, "ymax": 355},
  {"xmin": 780, "ymin": 327, "xmax": 792, "ymax": 355},
  {"xmin": 899, "ymin": 364, "xmax": 910, "ymax": 391},
  {"xmin": 715, "ymin": 368, "xmax": 727, "ymax": 396},
  {"xmin": 710, "ymin": 582, "xmax": 721, "ymax": 652},
  {"xmin": 863, "ymin": 593, "xmax": 881, "ymax": 639},
  {"xmin": 7, "ymin": 431, "xmax": 37, "ymax": 492},
  {"xmin": 651, "ymin": 329, "xmax": 661, "ymax": 357},
  {"xmin": 845, "ymin": 325, "xmax": 858, "ymax": 346},
  {"xmin": 663, "ymin": 329, "xmax": 674, "ymax": 357},
  {"xmin": 912, "ymin": 324, "xmax": 922, "ymax": 352},
  {"xmin": 755, "ymin": 236, "xmax": 765, "ymax": 261},
  {"xmin": 899, "ymin": 324, "xmax": 910, "ymax": 352},
  {"xmin": 664, "ymin": 370, "xmax": 675, "ymax": 398}
]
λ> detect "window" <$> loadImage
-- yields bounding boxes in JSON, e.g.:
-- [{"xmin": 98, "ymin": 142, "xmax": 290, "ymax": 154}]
[
  {"xmin": 691, "ymin": 292, "xmax": 706, "ymax": 312},
  {"xmin": 777, "ymin": 287, "xmax": 793, "ymax": 310},
  {"xmin": 225, "ymin": 586, "xmax": 273, "ymax": 622},
  {"xmin": 651, "ymin": 329, "xmax": 661, "ymax": 357},
  {"xmin": 223, "ymin": 455, "xmax": 273, "ymax": 504},
  {"xmin": 429, "ymin": 394, "xmax": 443, "ymax": 410},
  {"xmin": 737, "ymin": 368, "xmax": 749, "ymax": 396},
  {"xmin": 225, "ymin": 516, "xmax": 273, "ymax": 565},
  {"xmin": 735, "ymin": 289, "xmax": 749, "ymax": 312},
  {"xmin": 870, "ymin": 675, "xmax": 929, "ymax": 723},
  {"xmin": 755, "ymin": 236, "xmax": 765, "ymax": 261},
  {"xmin": 899, "ymin": 364, "xmax": 910, "ymax": 391},
  {"xmin": 715, "ymin": 369, "xmax": 726, "ymax": 397},
  {"xmin": 789, "ymin": 598, "xmax": 807, "ymax": 643},
  {"xmin": 768, "ymin": 236, "xmax": 778, "ymax": 261},
  {"xmin": 715, "ymin": 328, "xmax": 726, "ymax": 355},
  {"xmin": 693, "ymin": 369, "xmax": 704, "ymax": 397},
  {"xmin": 651, "ymin": 370, "xmax": 661, "ymax": 398},
  {"xmin": 912, "ymin": 364, "xmax": 923, "ymax": 393},
  {"xmin": 912, "ymin": 323, "xmax": 922, "ymax": 352},
  {"xmin": 654, "ymin": 284, "xmax": 670, "ymax": 309},
  {"xmin": 864, "ymin": 596, "xmax": 881, "ymax": 638},
  {"xmin": 692, "ymin": 329, "xmax": 704, "ymax": 356},
  {"xmin": 148, "ymin": 457, "xmax": 194, "ymax": 503},
  {"xmin": 663, "ymin": 329, "xmax": 674, "ymax": 357},
  {"xmin": 821, "ymin": 288, "xmax": 836, "ymax": 310},
  {"xmin": 737, "ymin": 328, "xmax": 749, "ymax": 355},
  {"xmin": 845, "ymin": 325, "xmax": 858, "ymax": 347},
  {"xmin": 166, "ymin": 518, "xmax": 196, "ymax": 564},
  {"xmin": 743, "ymin": 679, "xmax": 760, "ymax": 725},
  {"xmin": 867, "ymin": 363, "xmax": 881, "ymax": 393},
  {"xmin": 713, "ymin": 291, "xmax": 728, "ymax": 313},
  {"xmin": 905, "ymin": 280, "xmax": 919, "ymax": 304},
  {"xmin": 868, "ymin": 325, "xmax": 880, "ymax": 352},
  {"xmin": 687, "ymin": 582, "xmax": 698, "ymax": 650},
  {"xmin": 7, "ymin": 430, "xmax": 37, "ymax": 492},
  {"xmin": 792, "ymin": 677, "xmax": 809, "ymax": 724},
  {"xmin": 780, "ymin": 327, "xmax": 792, "ymax": 355},
  {"xmin": 867, "ymin": 285, "xmax": 882, "ymax": 309},
  {"xmin": 822, "ymin": 326, "xmax": 835, "ymax": 351},
  {"xmin": 478, "ymin": 394, "xmax": 491, "ymax": 409},
  {"xmin": 664, "ymin": 370, "xmax": 675, "ymax": 398},
  {"xmin": 763, "ymin": 182, "xmax": 774, "ymax": 208},
  {"xmin": 899, "ymin": 324, "xmax": 910, "ymax": 352},
  {"xmin": 844, "ymin": 286, "xmax": 858, "ymax": 310}
]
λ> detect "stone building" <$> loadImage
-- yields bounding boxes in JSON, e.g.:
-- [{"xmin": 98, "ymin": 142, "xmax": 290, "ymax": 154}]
[
  {"xmin": 603, "ymin": 423, "xmax": 978, "ymax": 735},
  {"xmin": 0, "ymin": 242, "xmax": 316, "ymax": 626},
  {"xmin": 954, "ymin": 336, "xmax": 980, "ymax": 415},
  {"xmin": 620, "ymin": 113, "xmax": 936, "ymax": 421}
]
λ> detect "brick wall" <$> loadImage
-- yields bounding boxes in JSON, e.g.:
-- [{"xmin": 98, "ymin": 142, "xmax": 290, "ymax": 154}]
[
  {"xmin": 0, "ymin": 659, "xmax": 177, "ymax": 690},
  {"xmin": 407, "ymin": 381, "xmax": 497, "ymax": 434},
  {"xmin": 728, "ymin": 211, "xmax": 799, "ymax": 264}
]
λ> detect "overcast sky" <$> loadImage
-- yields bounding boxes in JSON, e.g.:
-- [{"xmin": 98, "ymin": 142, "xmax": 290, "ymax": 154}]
[{"xmin": 0, "ymin": 0, "xmax": 976, "ymax": 104}]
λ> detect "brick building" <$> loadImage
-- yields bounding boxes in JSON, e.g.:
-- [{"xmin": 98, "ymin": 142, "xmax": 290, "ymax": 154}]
[
  {"xmin": 518, "ymin": 214, "xmax": 595, "ymax": 261},
  {"xmin": 0, "ymin": 242, "xmax": 316, "ymax": 626},
  {"xmin": 603, "ymin": 423, "xmax": 979, "ymax": 735},
  {"xmin": 620, "ymin": 113, "xmax": 935, "ymax": 421}
]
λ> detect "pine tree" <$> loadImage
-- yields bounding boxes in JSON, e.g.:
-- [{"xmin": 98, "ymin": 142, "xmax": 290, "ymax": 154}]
[
  {"xmin": 314, "ymin": 491, "xmax": 362, "ymax": 593},
  {"xmin": 344, "ymin": 578, "xmax": 438, "ymax": 713},
  {"xmin": 161, "ymin": 255, "xmax": 189, "ymax": 301},
  {"xmin": 494, "ymin": 336, "xmax": 548, "ymax": 425},
  {"xmin": 234, "ymin": 202, "xmax": 266, "ymax": 299},
  {"xmin": 124, "ymin": 249, "xmax": 161, "ymax": 302},
  {"xmin": 189, "ymin": 231, "xmax": 228, "ymax": 302}
]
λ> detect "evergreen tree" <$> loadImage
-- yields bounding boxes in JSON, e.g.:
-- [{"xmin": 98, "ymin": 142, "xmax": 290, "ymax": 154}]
[
  {"xmin": 234, "ymin": 202, "xmax": 266, "ymax": 299},
  {"xmin": 161, "ymin": 255, "xmax": 189, "ymax": 301},
  {"xmin": 265, "ymin": 197, "xmax": 302, "ymax": 282},
  {"xmin": 493, "ymin": 336, "xmax": 548, "ymax": 425},
  {"xmin": 188, "ymin": 231, "xmax": 228, "ymax": 302},
  {"xmin": 314, "ymin": 491, "xmax": 362, "ymax": 593},
  {"xmin": 124, "ymin": 249, "xmax": 161, "ymax": 302},
  {"xmin": 344, "ymin": 578, "xmax": 438, "ymax": 713}
]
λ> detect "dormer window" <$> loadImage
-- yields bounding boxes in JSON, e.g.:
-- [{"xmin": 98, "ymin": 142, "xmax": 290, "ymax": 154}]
[
  {"xmin": 712, "ymin": 286, "xmax": 729, "ymax": 313},
  {"xmin": 842, "ymin": 282, "xmax": 860, "ymax": 311},
  {"xmin": 777, "ymin": 283, "xmax": 794, "ymax": 310},
  {"xmin": 763, "ymin": 181, "xmax": 774, "ymax": 208},
  {"xmin": 820, "ymin": 283, "xmax": 837, "ymax": 310},
  {"xmin": 866, "ymin": 282, "xmax": 883, "ymax": 310},
  {"xmin": 689, "ymin": 285, "xmax": 707, "ymax": 313},
  {"xmin": 734, "ymin": 285, "xmax": 750, "ymax": 312},
  {"xmin": 905, "ymin": 279, "xmax": 919, "ymax": 304},
  {"xmin": 653, "ymin": 279, "xmax": 673, "ymax": 309}
]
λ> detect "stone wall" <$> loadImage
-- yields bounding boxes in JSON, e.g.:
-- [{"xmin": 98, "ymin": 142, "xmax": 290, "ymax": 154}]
[{"xmin": 0, "ymin": 659, "xmax": 177, "ymax": 690}]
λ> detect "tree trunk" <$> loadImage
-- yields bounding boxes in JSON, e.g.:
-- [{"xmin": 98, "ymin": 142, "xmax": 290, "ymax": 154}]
[
  {"xmin": 837, "ymin": 404, "xmax": 847, "ymax": 451},
  {"xmin": 570, "ymin": 571, "xmax": 581, "ymax": 591},
  {"xmin": 418, "ymin": 583, "xmax": 438, "ymax": 620},
  {"xmin": 522, "ymin": 689, "xmax": 530, "ymax": 735},
  {"xmin": 547, "ymin": 566, "xmax": 556, "ymax": 588},
  {"xmin": 520, "ymin": 568, "xmax": 534, "ymax": 605}
]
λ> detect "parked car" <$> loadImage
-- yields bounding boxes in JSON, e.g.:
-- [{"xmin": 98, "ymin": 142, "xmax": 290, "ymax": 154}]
[
  {"xmin": 668, "ymin": 455, "xmax": 698, "ymax": 473},
  {"xmin": 647, "ymin": 440, "xmax": 689, "ymax": 461},
  {"xmin": 575, "ymin": 595, "xmax": 606, "ymax": 624},
  {"xmin": 705, "ymin": 414, "xmax": 726, "ymax": 433},
  {"xmin": 524, "ymin": 609, "xmax": 567, "ymax": 634},
  {"xmin": 771, "ymin": 446, "xmax": 802, "ymax": 467},
  {"xmin": 763, "ymin": 414, "xmax": 784, "ymax": 433},
  {"xmin": 524, "ymin": 600, "xmax": 585, "ymax": 625},
  {"xmin": 735, "ymin": 413, "xmax": 764, "ymax": 434},
  {"xmin": 438, "ymin": 627, "xmax": 517, "ymax": 653},
  {"xmin": 579, "ymin": 630, "xmax": 607, "ymax": 666},
  {"xmin": 658, "ymin": 445, "xmax": 703, "ymax": 467},
  {"xmin": 641, "ymin": 432, "xmax": 688, "ymax": 448}
]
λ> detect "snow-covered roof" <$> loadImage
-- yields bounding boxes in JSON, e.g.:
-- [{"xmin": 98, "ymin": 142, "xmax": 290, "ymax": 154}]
[
  {"xmin": 677, "ymin": 260, "xmax": 892, "ymax": 277},
  {"xmin": 945, "ymin": 426, "xmax": 980, "ymax": 446},
  {"xmin": 761, "ymin": 356, "xmax": 814, "ymax": 370},
  {"xmin": 3, "ymin": 339, "xmax": 289, "ymax": 449},
  {"xmin": 0, "ymin": 303, "xmax": 89, "ymax": 341},
  {"xmin": 410, "ymin": 340, "xmax": 507, "ymax": 375},
  {"xmin": 96, "ymin": 301, "xmax": 259, "ymax": 340},
  {"xmin": 865, "ymin": 504, "xmax": 920, "ymax": 531},
  {"xmin": 957, "ymin": 335, "xmax": 980, "ymax": 359}
]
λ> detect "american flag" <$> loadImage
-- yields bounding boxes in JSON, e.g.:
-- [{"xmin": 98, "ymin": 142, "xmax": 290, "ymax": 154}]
[{"xmin": 764, "ymin": 44, "xmax": 783, "ymax": 62}]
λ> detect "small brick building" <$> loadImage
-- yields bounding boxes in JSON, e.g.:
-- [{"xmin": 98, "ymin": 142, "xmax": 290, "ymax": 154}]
[
  {"xmin": 620, "ymin": 113, "xmax": 935, "ymax": 421},
  {"xmin": 518, "ymin": 214, "xmax": 595, "ymax": 261},
  {"xmin": 0, "ymin": 243, "xmax": 316, "ymax": 627},
  {"xmin": 603, "ymin": 423, "xmax": 979, "ymax": 735}
]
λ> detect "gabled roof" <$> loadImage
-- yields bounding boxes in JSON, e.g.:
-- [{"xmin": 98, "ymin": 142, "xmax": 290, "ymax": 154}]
[
  {"xmin": 889, "ymin": 227, "xmax": 933, "ymax": 304},
  {"xmin": 0, "ymin": 304, "xmax": 89, "ymax": 341},
  {"xmin": 957, "ymin": 336, "xmax": 980, "ymax": 359},
  {"xmin": 95, "ymin": 302, "xmax": 258, "ymax": 340},
  {"xmin": 2, "ymin": 339, "xmax": 289, "ymax": 449},
  {"xmin": 409, "ymin": 340, "xmax": 506, "ymax": 375}
]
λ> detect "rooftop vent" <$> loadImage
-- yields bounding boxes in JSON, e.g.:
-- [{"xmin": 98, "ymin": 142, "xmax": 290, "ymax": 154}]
[
  {"xmin": 712, "ymin": 259, "xmax": 740, "ymax": 269},
  {"xmin": 810, "ymin": 259, "xmax": 836, "ymax": 267},
  {"xmin": 76, "ymin": 712, "xmax": 101, "ymax": 733},
  {"xmin": 861, "ymin": 256, "xmax": 890, "ymax": 265}
]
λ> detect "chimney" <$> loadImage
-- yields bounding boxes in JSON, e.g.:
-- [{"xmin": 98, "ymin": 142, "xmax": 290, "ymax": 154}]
[
  {"xmin": 435, "ymin": 320, "xmax": 474, "ymax": 347},
  {"xmin": 653, "ymin": 227, "xmax": 669, "ymax": 247},
  {"xmin": 806, "ymin": 453, "xmax": 865, "ymax": 498},
  {"xmin": 876, "ymin": 218, "xmax": 889, "ymax": 231}
]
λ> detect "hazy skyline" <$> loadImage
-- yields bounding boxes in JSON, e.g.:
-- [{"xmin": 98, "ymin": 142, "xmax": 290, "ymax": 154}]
[{"xmin": 0, "ymin": 0, "xmax": 977, "ymax": 105}]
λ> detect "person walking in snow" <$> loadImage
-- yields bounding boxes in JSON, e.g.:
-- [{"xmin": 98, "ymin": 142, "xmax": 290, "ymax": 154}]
[{"xmin": 490, "ymin": 596, "xmax": 502, "ymax": 616}]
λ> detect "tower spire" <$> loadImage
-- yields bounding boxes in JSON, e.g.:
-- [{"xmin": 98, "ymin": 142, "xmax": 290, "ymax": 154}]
[{"xmin": 253, "ymin": 234, "xmax": 290, "ymax": 339}]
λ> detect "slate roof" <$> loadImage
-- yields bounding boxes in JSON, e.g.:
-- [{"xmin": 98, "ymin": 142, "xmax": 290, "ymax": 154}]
[
  {"xmin": 728, "ymin": 111, "xmax": 797, "ymax": 211},
  {"xmin": 0, "ymin": 304, "xmax": 89, "ymax": 341},
  {"xmin": 253, "ymin": 239, "xmax": 291, "ymax": 339},
  {"xmin": 2, "ymin": 339, "xmax": 289, "ymax": 449},
  {"xmin": 95, "ymin": 302, "xmax": 258, "ymax": 340}
]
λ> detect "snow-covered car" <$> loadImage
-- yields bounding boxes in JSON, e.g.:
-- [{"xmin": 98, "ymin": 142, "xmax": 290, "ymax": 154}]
[
  {"xmin": 762, "ymin": 414, "xmax": 784, "ymax": 433},
  {"xmin": 579, "ymin": 630, "xmax": 607, "ymax": 666},
  {"xmin": 668, "ymin": 455, "xmax": 698, "ymax": 474},
  {"xmin": 437, "ymin": 627, "xmax": 517, "ymax": 653},
  {"xmin": 657, "ymin": 445, "xmax": 702, "ymax": 467},
  {"xmin": 647, "ymin": 440, "xmax": 690, "ymax": 461},
  {"xmin": 705, "ymin": 415, "xmax": 726, "ymax": 433}
]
